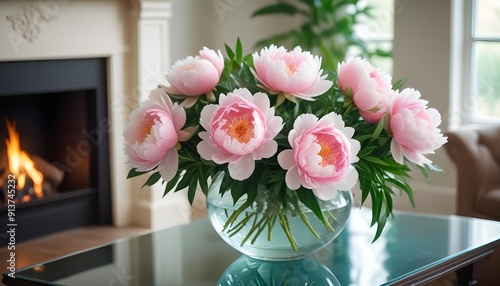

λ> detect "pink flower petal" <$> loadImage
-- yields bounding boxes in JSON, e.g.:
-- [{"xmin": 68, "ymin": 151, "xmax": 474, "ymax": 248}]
[
  {"xmin": 228, "ymin": 155, "xmax": 255, "ymax": 181},
  {"xmin": 285, "ymin": 166, "xmax": 302, "ymax": 190},
  {"xmin": 165, "ymin": 47, "xmax": 224, "ymax": 105},
  {"xmin": 278, "ymin": 149, "xmax": 296, "ymax": 170},
  {"xmin": 196, "ymin": 88, "xmax": 283, "ymax": 180},
  {"xmin": 251, "ymin": 45, "xmax": 333, "ymax": 101},
  {"xmin": 338, "ymin": 58, "xmax": 392, "ymax": 124},
  {"xmin": 313, "ymin": 187, "xmax": 338, "ymax": 201},
  {"xmin": 123, "ymin": 95, "xmax": 185, "ymax": 180},
  {"xmin": 388, "ymin": 88, "xmax": 447, "ymax": 166},
  {"xmin": 278, "ymin": 112, "xmax": 360, "ymax": 200},
  {"xmin": 158, "ymin": 148, "xmax": 179, "ymax": 182}
]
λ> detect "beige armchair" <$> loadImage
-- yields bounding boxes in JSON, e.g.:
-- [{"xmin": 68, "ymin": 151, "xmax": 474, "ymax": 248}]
[
  {"xmin": 445, "ymin": 124, "xmax": 500, "ymax": 285},
  {"xmin": 445, "ymin": 123, "xmax": 500, "ymax": 221}
]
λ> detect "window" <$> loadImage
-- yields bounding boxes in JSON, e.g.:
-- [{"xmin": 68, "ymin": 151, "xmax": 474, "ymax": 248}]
[
  {"xmin": 355, "ymin": 0, "xmax": 395, "ymax": 74},
  {"xmin": 462, "ymin": 0, "xmax": 500, "ymax": 122}
]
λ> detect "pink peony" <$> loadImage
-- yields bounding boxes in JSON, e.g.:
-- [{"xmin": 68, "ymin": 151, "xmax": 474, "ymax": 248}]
[
  {"xmin": 165, "ymin": 47, "xmax": 224, "ymax": 107},
  {"xmin": 338, "ymin": 58, "xmax": 392, "ymax": 124},
  {"xmin": 389, "ymin": 88, "xmax": 447, "ymax": 166},
  {"xmin": 197, "ymin": 88, "xmax": 283, "ymax": 180},
  {"xmin": 251, "ymin": 45, "xmax": 333, "ymax": 102},
  {"xmin": 277, "ymin": 112, "xmax": 360, "ymax": 200},
  {"xmin": 123, "ymin": 87, "xmax": 195, "ymax": 182}
]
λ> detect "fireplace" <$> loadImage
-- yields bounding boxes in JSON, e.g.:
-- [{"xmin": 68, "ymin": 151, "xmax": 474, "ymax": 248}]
[{"xmin": 0, "ymin": 58, "xmax": 112, "ymax": 246}]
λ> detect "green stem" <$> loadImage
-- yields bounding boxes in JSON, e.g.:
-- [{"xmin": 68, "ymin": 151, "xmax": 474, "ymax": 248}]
[
  {"xmin": 251, "ymin": 214, "xmax": 272, "ymax": 245},
  {"xmin": 292, "ymin": 201, "xmax": 320, "ymax": 239},
  {"xmin": 227, "ymin": 213, "xmax": 253, "ymax": 237},
  {"xmin": 327, "ymin": 210, "xmax": 338, "ymax": 222},
  {"xmin": 268, "ymin": 215, "xmax": 276, "ymax": 241},
  {"xmin": 298, "ymin": 212, "xmax": 320, "ymax": 239},
  {"xmin": 321, "ymin": 213, "xmax": 334, "ymax": 232},
  {"xmin": 278, "ymin": 213, "xmax": 298, "ymax": 252},
  {"xmin": 241, "ymin": 213, "xmax": 267, "ymax": 246},
  {"xmin": 222, "ymin": 201, "xmax": 252, "ymax": 231}
]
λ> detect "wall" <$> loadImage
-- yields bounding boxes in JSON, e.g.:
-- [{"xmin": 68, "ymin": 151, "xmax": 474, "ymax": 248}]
[
  {"xmin": 392, "ymin": 0, "xmax": 456, "ymax": 214},
  {"xmin": 169, "ymin": 0, "xmax": 300, "ymax": 62}
]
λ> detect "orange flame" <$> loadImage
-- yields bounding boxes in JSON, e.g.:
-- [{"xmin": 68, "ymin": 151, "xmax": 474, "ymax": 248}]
[{"xmin": 5, "ymin": 119, "xmax": 44, "ymax": 198}]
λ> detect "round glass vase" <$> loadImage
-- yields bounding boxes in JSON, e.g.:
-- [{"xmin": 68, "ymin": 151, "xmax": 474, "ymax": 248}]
[{"xmin": 206, "ymin": 174, "xmax": 353, "ymax": 261}]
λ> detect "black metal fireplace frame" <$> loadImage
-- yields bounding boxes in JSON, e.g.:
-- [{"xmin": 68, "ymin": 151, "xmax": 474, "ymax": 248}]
[{"xmin": 0, "ymin": 58, "xmax": 112, "ymax": 246}]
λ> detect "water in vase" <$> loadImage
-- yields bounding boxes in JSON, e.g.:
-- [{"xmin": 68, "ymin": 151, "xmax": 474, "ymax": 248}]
[{"xmin": 207, "ymin": 190, "xmax": 352, "ymax": 261}]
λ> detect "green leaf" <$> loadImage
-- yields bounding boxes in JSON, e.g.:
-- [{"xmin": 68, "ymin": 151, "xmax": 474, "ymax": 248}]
[
  {"xmin": 220, "ymin": 171, "xmax": 234, "ymax": 194},
  {"xmin": 176, "ymin": 168, "xmax": 196, "ymax": 191},
  {"xmin": 197, "ymin": 167, "xmax": 210, "ymax": 195},
  {"xmin": 187, "ymin": 176, "xmax": 198, "ymax": 205},
  {"xmin": 163, "ymin": 172, "xmax": 181, "ymax": 197},
  {"xmin": 363, "ymin": 156, "xmax": 388, "ymax": 166},
  {"xmin": 375, "ymin": 48, "xmax": 392, "ymax": 58},
  {"xmin": 251, "ymin": 3, "xmax": 302, "ymax": 17},
  {"xmin": 392, "ymin": 78, "xmax": 407, "ymax": 90},
  {"xmin": 278, "ymin": 184, "xmax": 288, "ymax": 207},
  {"xmin": 381, "ymin": 185, "xmax": 394, "ymax": 213},
  {"xmin": 231, "ymin": 180, "xmax": 247, "ymax": 205},
  {"xmin": 424, "ymin": 163, "xmax": 444, "ymax": 172},
  {"xmin": 297, "ymin": 190, "xmax": 324, "ymax": 223},
  {"xmin": 141, "ymin": 172, "xmax": 161, "ymax": 188},
  {"xmin": 224, "ymin": 43, "xmax": 234, "ymax": 59},
  {"xmin": 387, "ymin": 177, "xmax": 416, "ymax": 208},
  {"xmin": 236, "ymin": 37, "xmax": 243, "ymax": 62},
  {"xmin": 357, "ymin": 145, "xmax": 378, "ymax": 158},
  {"xmin": 272, "ymin": 178, "xmax": 283, "ymax": 197},
  {"xmin": 359, "ymin": 177, "xmax": 371, "ymax": 204},
  {"xmin": 243, "ymin": 54, "xmax": 253, "ymax": 66},
  {"xmin": 371, "ymin": 117, "xmax": 385, "ymax": 141},
  {"xmin": 370, "ymin": 187, "xmax": 382, "ymax": 227},
  {"xmin": 355, "ymin": 134, "xmax": 374, "ymax": 143},
  {"xmin": 415, "ymin": 163, "xmax": 431, "ymax": 183},
  {"xmin": 372, "ymin": 210, "xmax": 388, "ymax": 242},
  {"xmin": 127, "ymin": 168, "xmax": 148, "ymax": 179}
]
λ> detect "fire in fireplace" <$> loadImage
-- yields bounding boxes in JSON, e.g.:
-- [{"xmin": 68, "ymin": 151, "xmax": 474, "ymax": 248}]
[
  {"xmin": 0, "ymin": 58, "xmax": 112, "ymax": 246},
  {"xmin": 1, "ymin": 118, "xmax": 64, "ymax": 204}
]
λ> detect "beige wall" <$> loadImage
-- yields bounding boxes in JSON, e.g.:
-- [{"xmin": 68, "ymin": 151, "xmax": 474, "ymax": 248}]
[
  {"xmin": 392, "ymin": 0, "xmax": 456, "ymax": 214},
  {"xmin": 169, "ymin": 0, "xmax": 300, "ymax": 61}
]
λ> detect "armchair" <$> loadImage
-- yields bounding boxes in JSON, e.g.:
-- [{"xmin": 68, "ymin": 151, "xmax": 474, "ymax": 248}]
[{"xmin": 444, "ymin": 123, "xmax": 500, "ymax": 221}]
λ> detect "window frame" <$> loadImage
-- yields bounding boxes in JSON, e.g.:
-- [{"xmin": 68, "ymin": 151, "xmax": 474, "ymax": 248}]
[{"xmin": 459, "ymin": 0, "xmax": 500, "ymax": 125}]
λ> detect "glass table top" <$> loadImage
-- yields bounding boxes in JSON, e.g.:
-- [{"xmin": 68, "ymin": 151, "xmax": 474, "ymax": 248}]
[{"xmin": 4, "ymin": 208, "xmax": 500, "ymax": 285}]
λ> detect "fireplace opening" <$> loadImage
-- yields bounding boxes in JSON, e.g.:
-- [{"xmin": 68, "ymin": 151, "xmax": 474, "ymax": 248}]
[
  {"xmin": 0, "ymin": 90, "xmax": 94, "ymax": 205},
  {"xmin": 0, "ymin": 58, "xmax": 112, "ymax": 246}
]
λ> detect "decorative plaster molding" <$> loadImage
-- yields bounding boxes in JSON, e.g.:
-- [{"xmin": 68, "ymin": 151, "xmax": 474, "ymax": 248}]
[{"xmin": 6, "ymin": 0, "xmax": 68, "ymax": 42}]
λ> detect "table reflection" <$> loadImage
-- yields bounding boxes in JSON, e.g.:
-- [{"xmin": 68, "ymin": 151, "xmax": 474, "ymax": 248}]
[{"xmin": 217, "ymin": 255, "xmax": 340, "ymax": 286}]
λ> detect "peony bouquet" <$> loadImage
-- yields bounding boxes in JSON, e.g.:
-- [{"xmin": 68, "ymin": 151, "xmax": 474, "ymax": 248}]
[{"xmin": 124, "ymin": 39, "xmax": 447, "ymax": 247}]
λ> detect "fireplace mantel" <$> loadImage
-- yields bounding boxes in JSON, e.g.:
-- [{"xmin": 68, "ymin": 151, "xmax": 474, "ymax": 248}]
[{"xmin": 0, "ymin": 0, "xmax": 191, "ymax": 231}]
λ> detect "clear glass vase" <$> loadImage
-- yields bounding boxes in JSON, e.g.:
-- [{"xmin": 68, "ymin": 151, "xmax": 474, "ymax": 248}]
[{"xmin": 206, "ymin": 173, "xmax": 352, "ymax": 261}]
